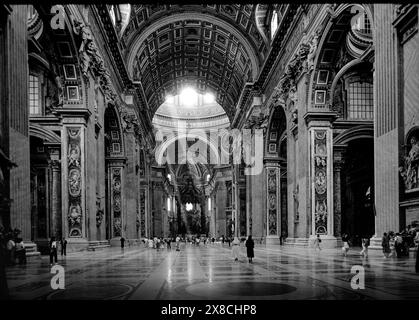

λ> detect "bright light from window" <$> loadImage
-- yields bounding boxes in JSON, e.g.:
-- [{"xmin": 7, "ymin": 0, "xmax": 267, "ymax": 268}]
[
  {"xmin": 186, "ymin": 202, "xmax": 193, "ymax": 211},
  {"xmin": 208, "ymin": 198, "xmax": 211, "ymax": 211},
  {"xmin": 203, "ymin": 93, "xmax": 215, "ymax": 104},
  {"xmin": 165, "ymin": 95, "xmax": 174, "ymax": 104},
  {"xmin": 167, "ymin": 197, "xmax": 171, "ymax": 211},
  {"xmin": 206, "ymin": 174, "xmax": 211, "ymax": 182},
  {"xmin": 180, "ymin": 87, "xmax": 198, "ymax": 106}
]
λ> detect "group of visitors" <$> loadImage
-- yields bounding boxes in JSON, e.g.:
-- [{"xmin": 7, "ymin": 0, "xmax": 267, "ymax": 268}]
[
  {"xmin": 230, "ymin": 235, "xmax": 254, "ymax": 263},
  {"xmin": 1, "ymin": 228, "xmax": 27, "ymax": 266},
  {"xmin": 48, "ymin": 236, "xmax": 67, "ymax": 265},
  {"xmin": 382, "ymin": 228, "xmax": 419, "ymax": 258},
  {"xmin": 142, "ymin": 235, "xmax": 183, "ymax": 251}
]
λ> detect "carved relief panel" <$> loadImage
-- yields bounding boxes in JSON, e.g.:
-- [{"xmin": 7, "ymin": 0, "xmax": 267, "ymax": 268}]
[
  {"xmin": 310, "ymin": 128, "xmax": 333, "ymax": 235},
  {"xmin": 266, "ymin": 166, "xmax": 280, "ymax": 236},
  {"xmin": 67, "ymin": 127, "xmax": 83, "ymax": 237},
  {"xmin": 110, "ymin": 167, "xmax": 123, "ymax": 237}
]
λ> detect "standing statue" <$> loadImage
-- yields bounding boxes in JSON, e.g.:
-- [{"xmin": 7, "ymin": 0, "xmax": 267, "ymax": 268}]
[
  {"xmin": 307, "ymin": 32, "xmax": 319, "ymax": 71},
  {"xmin": 401, "ymin": 136, "xmax": 419, "ymax": 190}
]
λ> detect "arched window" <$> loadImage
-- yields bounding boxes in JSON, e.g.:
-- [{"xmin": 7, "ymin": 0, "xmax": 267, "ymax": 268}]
[
  {"xmin": 351, "ymin": 7, "xmax": 372, "ymax": 36},
  {"xmin": 29, "ymin": 75, "xmax": 41, "ymax": 115},
  {"xmin": 345, "ymin": 75, "xmax": 373, "ymax": 120},
  {"xmin": 270, "ymin": 11, "xmax": 278, "ymax": 39}
]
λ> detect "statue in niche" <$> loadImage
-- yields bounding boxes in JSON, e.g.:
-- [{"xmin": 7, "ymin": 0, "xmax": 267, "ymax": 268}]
[
  {"xmin": 400, "ymin": 135, "xmax": 419, "ymax": 190},
  {"xmin": 332, "ymin": 80, "xmax": 344, "ymax": 115},
  {"xmin": 307, "ymin": 32, "xmax": 319, "ymax": 71}
]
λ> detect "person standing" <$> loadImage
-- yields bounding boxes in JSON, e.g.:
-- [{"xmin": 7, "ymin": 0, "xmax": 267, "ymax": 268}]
[
  {"xmin": 15, "ymin": 238, "xmax": 26, "ymax": 265},
  {"xmin": 313, "ymin": 234, "xmax": 322, "ymax": 251},
  {"xmin": 0, "ymin": 236, "xmax": 9, "ymax": 300},
  {"xmin": 395, "ymin": 233, "xmax": 403, "ymax": 258},
  {"xmin": 342, "ymin": 233, "xmax": 350, "ymax": 257},
  {"xmin": 382, "ymin": 233, "xmax": 391, "ymax": 258},
  {"xmin": 60, "ymin": 237, "xmax": 67, "ymax": 256},
  {"xmin": 120, "ymin": 236, "xmax": 125, "ymax": 249},
  {"xmin": 389, "ymin": 232, "xmax": 396, "ymax": 257},
  {"xmin": 6, "ymin": 237, "xmax": 15, "ymax": 266},
  {"xmin": 49, "ymin": 237, "xmax": 58, "ymax": 265},
  {"xmin": 245, "ymin": 235, "xmax": 254, "ymax": 263},
  {"xmin": 360, "ymin": 237, "xmax": 370, "ymax": 258},
  {"xmin": 175, "ymin": 235, "xmax": 180, "ymax": 251},
  {"xmin": 232, "ymin": 237, "xmax": 240, "ymax": 261}
]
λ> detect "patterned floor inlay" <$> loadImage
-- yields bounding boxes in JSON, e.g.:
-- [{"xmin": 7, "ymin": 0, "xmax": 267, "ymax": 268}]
[{"xmin": 5, "ymin": 244, "xmax": 419, "ymax": 300}]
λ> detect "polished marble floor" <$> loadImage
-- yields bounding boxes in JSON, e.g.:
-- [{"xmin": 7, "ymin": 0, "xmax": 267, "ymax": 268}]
[{"xmin": 5, "ymin": 243, "xmax": 419, "ymax": 300}]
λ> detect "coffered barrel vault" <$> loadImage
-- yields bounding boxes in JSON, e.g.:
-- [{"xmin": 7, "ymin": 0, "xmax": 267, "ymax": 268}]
[{"xmin": 123, "ymin": 5, "xmax": 265, "ymax": 120}]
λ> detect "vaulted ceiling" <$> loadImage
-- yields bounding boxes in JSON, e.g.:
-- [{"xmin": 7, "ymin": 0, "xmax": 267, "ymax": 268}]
[{"xmin": 121, "ymin": 5, "xmax": 271, "ymax": 121}]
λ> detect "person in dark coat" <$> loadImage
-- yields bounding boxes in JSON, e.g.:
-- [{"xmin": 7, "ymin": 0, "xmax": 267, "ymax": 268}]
[
  {"xmin": 416, "ymin": 244, "xmax": 419, "ymax": 273},
  {"xmin": 382, "ymin": 232, "xmax": 390, "ymax": 258},
  {"xmin": 245, "ymin": 235, "xmax": 255, "ymax": 263},
  {"xmin": 49, "ymin": 237, "xmax": 58, "ymax": 265},
  {"xmin": 60, "ymin": 237, "xmax": 67, "ymax": 256},
  {"xmin": 120, "ymin": 236, "xmax": 125, "ymax": 249},
  {"xmin": 0, "ymin": 236, "xmax": 9, "ymax": 300}
]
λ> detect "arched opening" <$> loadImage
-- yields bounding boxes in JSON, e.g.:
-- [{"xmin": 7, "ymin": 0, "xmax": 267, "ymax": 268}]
[
  {"xmin": 104, "ymin": 105, "xmax": 125, "ymax": 240},
  {"xmin": 265, "ymin": 106, "xmax": 287, "ymax": 241},
  {"xmin": 152, "ymin": 87, "xmax": 231, "ymax": 238},
  {"xmin": 340, "ymin": 138, "xmax": 375, "ymax": 245}
]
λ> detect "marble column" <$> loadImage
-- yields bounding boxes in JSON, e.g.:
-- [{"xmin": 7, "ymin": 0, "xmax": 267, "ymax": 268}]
[
  {"xmin": 333, "ymin": 147, "xmax": 346, "ymax": 239},
  {"xmin": 60, "ymin": 115, "xmax": 90, "ymax": 251},
  {"xmin": 250, "ymin": 168, "xmax": 266, "ymax": 242},
  {"xmin": 49, "ymin": 159, "xmax": 61, "ymax": 238},
  {"xmin": 308, "ymin": 126, "xmax": 337, "ymax": 247}
]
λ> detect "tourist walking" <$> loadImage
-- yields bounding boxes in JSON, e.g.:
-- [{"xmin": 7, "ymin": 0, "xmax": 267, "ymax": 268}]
[
  {"xmin": 360, "ymin": 237, "xmax": 370, "ymax": 258},
  {"xmin": 120, "ymin": 236, "xmax": 125, "ymax": 249},
  {"xmin": 232, "ymin": 237, "xmax": 240, "ymax": 261},
  {"xmin": 395, "ymin": 233, "xmax": 403, "ymax": 257},
  {"xmin": 313, "ymin": 234, "xmax": 322, "ymax": 251},
  {"xmin": 49, "ymin": 237, "xmax": 58, "ymax": 265},
  {"xmin": 60, "ymin": 237, "xmax": 67, "ymax": 256},
  {"xmin": 175, "ymin": 235, "xmax": 181, "ymax": 251},
  {"xmin": 389, "ymin": 232, "xmax": 396, "ymax": 257},
  {"xmin": 6, "ymin": 237, "xmax": 15, "ymax": 266},
  {"xmin": 245, "ymin": 235, "xmax": 254, "ymax": 263},
  {"xmin": 382, "ymin": 232, "xmax": 391, "ymax": 258},
  {"xmin": 0, "ymin": 245, "xmax": 8, "ymax": 299},
  {"xmin": 342, "ymin": 233, "xmax": 350, "ymax": 257},
  {"xmin": 15, "ymin": 238, "xmax": 26, "ymax": 265}
]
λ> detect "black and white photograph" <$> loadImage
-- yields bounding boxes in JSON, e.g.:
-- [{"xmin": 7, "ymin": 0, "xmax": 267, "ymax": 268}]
[{"xmin": 0, "ymin": 2, "xmax": 419, "ymax": 311}]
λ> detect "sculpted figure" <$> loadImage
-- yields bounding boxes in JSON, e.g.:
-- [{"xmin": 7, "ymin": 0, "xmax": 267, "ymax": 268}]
[
  {"xmin": 307, "ymin": 33, "xmax": 319, "ymax": 71},
  {"xmin": 402, "ymin": 136, "xmax": 419, "ymax": 189}
]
